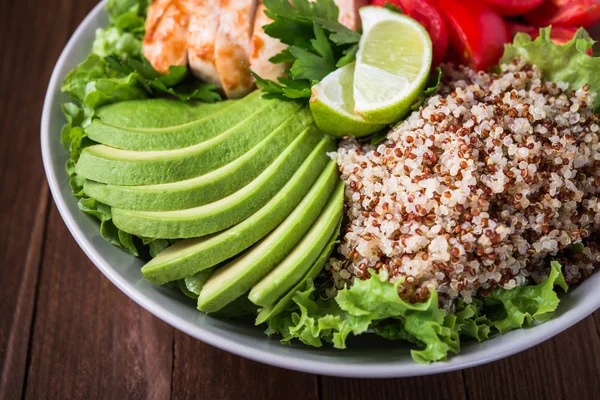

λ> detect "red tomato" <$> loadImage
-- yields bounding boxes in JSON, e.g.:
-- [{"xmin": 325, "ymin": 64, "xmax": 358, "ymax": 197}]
[
  {"xmin": 482, "ymin": 0, "xmax": 545, "ymax": 17},
  {"xmin": 435, "ymin": 0, "xmax": 510, "ymax": 71},
  {"xmin": 507, "ymin": 22, "xmax": 593, "ymax": 54},
  {"xmin": 506, "ymin": 21, "xmax": 541, "ymax": 38},
  {"xmin": 525, "ymin": 0, "xmax": 600, "ymax": 29},
  {"xmin": 370, "ymin": 0, "xmax": 449, "ymax": 66}
]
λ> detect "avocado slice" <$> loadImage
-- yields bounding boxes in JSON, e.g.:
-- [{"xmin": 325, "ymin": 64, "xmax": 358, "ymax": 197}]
[
  {"xmin": 254, "ymin": 219, "xmax": 341, "ymax": 325},
  {"xmin": 141, "ymin": 139, "xmax": 337, "ymax": 285},
  {"xmin": 111, "ymin": 124, "xmax": 322, "ymax": 238},
  {"xmin": 75, "ymin": 99, "xmax": 302, "ymax": 185},
  {"xmin": 197, "ymin": 160, "xmax": 341, "ymax": 313},
  {"xmin": 248, "ymin": 181, "xmax": 344, "ymax": 307},
  {"xmin": 83, "ymin": 109, "xmax": 314, "ymax": 211},
  {"xmin": 95, "ymin": 98, "xmax": 233, "ymax": 129},
  {"xmin": 86, "ymin": 93, "xmax": 262, "ymax": 151}
]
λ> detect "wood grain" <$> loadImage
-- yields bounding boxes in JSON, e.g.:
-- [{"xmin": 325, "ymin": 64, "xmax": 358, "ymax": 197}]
[
  {"xmin": 462, "ymin": 317, "xmax": 600, "ymax": 400},
  {"xmin": 171, "ymin": 331, "xmax": 319, "ymax": 400},
  {"xmin": 0, "ymin": 0, "xmax": 82, "ymax": 397},
  {"xmin": 0, "ymin": 0, "xmax": 600, "ymax": 398},
  {"xmin": 594, "ymin": 310, "xmax": 600, "ymax": 339},
  {"xmin": 321, "ymin": 371, "xmax": 467, "ymax": 400},
  {"xmin": 24, "ymin": 205, "xmax": 174, "ymax": 400},
  {"xmin": 0, "ymin": 187, "xmax": 49, "ymax": 400}
]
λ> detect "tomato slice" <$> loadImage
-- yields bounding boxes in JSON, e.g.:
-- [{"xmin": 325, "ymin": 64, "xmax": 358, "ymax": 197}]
[
  {"xmin": 525, "ymin": 0, "xmax": 600, "ymax": 29},
  {"xmin": 507, "ymin": 22, "xmax": 593, "ymax": 54},
  {"xmin": 435, "ymin": 0, "xmax": 510, "ymax": 71},
  {"xmin": 370, "ymin": 0, "xmax": 449, "ymax": 66},
  {"xmin": 506, "ymin": 21, "xmax": 539, "ymax": 38},
  {"xmin": 482, "ymin": 0, "xmax": 545, "ymax": 17}
]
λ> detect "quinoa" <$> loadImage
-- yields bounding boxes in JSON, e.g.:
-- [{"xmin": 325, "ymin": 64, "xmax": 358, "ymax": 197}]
[{"xmin": 329, "ymin": 60, "xmax": 600, "ymax": 310}]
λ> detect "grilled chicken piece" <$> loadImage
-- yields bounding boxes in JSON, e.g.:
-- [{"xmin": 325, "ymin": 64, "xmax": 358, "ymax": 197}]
[
  {"xmin": 145, "ymin": 0, "xmax": 172, "ymax": 30},
  {"xmin": 334, "ymin": 0, "xmax": 369, "ymax": 31},
  {"xmin": 249, "ymin": 2, "xmax": 288, "ymax": 82},
  {"xmin": 187, "ymin": 0, "xmax": 222, "ymax": 86},
  {"xmin": 215, "ymin": 0, "xmax": 259, "ymax": 99},
  {"xmin": 144, "ymin": 0, "xmax": 191, "ymax": 74}
]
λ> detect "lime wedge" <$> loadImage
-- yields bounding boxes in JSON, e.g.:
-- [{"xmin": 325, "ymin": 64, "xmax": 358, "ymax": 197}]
[
  {"xmin": 309, "ymin": 63, "xmax": 386, "ymax": 138},
  {"xmin": 354, "ymin": 6, "xmax": 432, "ymax": 124}
]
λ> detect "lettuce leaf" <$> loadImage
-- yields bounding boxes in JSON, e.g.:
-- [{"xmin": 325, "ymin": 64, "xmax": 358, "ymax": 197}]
[
  {"xmin": 61, "ymin": 54, "xmax": 148, "ymax": 125},
  {"xmin": 267, "ymin": 272, "xmax": 460, "ymax": 364},
  {"xmin": 93, "ymin": 27, "xmax": 142, "ymax": 59},
  {"xmin": 501, "ymin": 27, "xmax": 600, "ymax": 110},
  {"xmin": 453, "ymin": 298, "xmax": 492, "ymax": 342},
  {"xmin": 78, "ymin": 197, "xmax": 139, "ymax": 256},
  {"xmin": 483, "ymin": 261, "xmax": 568, "ymax": 333},
  {"xmin": 178, "ymin": 279, "xmax": 199, "ymax": 299},
  {"xmin": 106, "ymin": 0, "xmax": 150, "ymax": 19},
  {"xmin": 267, "ymin": 262, "xmax": 569, "ymax": 363}
]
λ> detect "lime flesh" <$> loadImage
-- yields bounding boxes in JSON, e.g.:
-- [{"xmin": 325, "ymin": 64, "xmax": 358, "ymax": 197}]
[
  {"xmin": 309, "ymin": 63, "xmax": 386, "ymax": 138},
  {"xmin": 354, "ymin": 6, "xmax": 432, "ymax": 124}
]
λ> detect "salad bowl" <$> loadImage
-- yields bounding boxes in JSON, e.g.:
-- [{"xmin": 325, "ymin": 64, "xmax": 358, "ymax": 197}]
[{"xmin": 41, "ymin": 0, "xmax": 600, "ymax": 378}]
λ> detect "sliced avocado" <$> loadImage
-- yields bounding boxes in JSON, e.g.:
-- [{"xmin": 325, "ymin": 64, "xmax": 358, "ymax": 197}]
[
  {"xmin": 95, "ymin": 98, "xmax": 233, "ymax": 129},
  {"xmin": 248, "ymin": 182, "xmax": 344, "ymax": 307},
  {"xmin": 111, "ymin": 124, "xmax": 322, "ymax": 238},
  {"xmin": 141, "ymin": 139, "xmax": 337, "ymax": 285},
  {"xmin": 209, "ymin": 296, "xmax": 258, "ymax": 318},
  {"xmin": 75, "ymin": 99, "xmax": 302, "ymax": 185},
  {"xmin": 87, "ymin": 93, "xmax": 262, "ymax": 150},
  {"xmin": 83, "ymin": 109, "xmax": 314, "ymax": 211},
  {"xmin": 255, "ymin": 219, "xmax": 341, "ymax": 325},
  {"xmin": 197, "ymin": 160, "xmax": 341, "ymax": 313}
]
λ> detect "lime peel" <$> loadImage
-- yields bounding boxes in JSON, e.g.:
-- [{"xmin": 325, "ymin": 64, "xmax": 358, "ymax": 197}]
[{"xmin": 353, "ymin": 6, "xmax": 433, "ymax": 124}]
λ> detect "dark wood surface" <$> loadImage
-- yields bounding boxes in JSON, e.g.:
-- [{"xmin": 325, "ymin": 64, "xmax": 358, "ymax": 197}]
[{"xmin": 1, "ymin": 1, "xmax": 599, "ymax": 399}]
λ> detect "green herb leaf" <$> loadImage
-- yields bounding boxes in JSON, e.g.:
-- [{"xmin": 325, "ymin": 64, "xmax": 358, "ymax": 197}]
[
  {"xmin": 411, "ymin": 67, "xmax": 442, "ymax": 112},
  {"xmin": 383, "ymin": 2, "xmax": 403, "ymax": 14},
  {"xmin": 257, "ymin": 0, "xmax": 362, "ymax": 102},
  {"xmin": 250, "ymin": 70, "xmax": 312, "ymax": 101},
  {"xmin": 336, "ymin": 44, "xmax": 359, "ymax": 68},
  {"xmin": 312, "ymin": 17, "xmax": 361, "ymax": 45}
]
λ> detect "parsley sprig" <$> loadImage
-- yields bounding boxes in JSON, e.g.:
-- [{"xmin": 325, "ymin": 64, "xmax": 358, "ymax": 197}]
[{"xmin": 251, "ymin": 0, "xmax": 362, "ymax": 102}]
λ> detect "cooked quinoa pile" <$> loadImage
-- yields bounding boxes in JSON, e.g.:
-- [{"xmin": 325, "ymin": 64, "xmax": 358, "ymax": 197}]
[{"xmin": 329, "ymin": 60, "xmax": 600, "ymax": 309}]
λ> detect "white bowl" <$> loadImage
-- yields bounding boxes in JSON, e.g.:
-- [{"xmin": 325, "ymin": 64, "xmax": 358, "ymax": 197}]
[{"xmin": 41, "ymin": 0, "xmax": 600, "ymax": 378}]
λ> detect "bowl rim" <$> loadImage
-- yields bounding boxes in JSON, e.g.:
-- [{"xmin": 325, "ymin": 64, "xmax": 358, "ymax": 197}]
[{"xmin": 41, "ymin": 0, "xmax": 600, "ymax": 378}]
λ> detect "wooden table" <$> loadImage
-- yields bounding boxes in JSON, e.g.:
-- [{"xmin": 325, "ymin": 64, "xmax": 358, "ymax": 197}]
[{"xmin": 1, "ymin": 1, "xmax": 600, "ymax": 399}]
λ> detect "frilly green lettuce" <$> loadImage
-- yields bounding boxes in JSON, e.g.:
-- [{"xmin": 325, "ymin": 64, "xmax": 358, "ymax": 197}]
[
  {"xmin": 78, "ymin": 197, "xmax": 138, "ymax": 256},
  {"xmin": 267, "ymin": 272, "xmax": 460, "ymax": 364},
  {"xmin": 267, "ymin": 262, "xmax": 568, "ymax": 363},
  {"xmin": 93, "ymin": 27, "xmax": 142, "ymax": 60},
  {"xmin": 501, "ymin": 27, "xmax": 600, "ymax": 109},
  {"xmin": 483, "ymin": 261, "xmax": 568, "ymax": 333}
]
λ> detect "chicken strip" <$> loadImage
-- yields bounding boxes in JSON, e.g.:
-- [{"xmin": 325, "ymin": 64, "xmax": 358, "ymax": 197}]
[
  {"xmin": 187, "ymin": 0, "xmax": 222, "ymax": 86},
  {"xmin": 334, "ymin": 0, "xmax": 368, "ymax": 31},
  {"xmin": 249, "ymin": 2, "xmax": 288, "ymax": 82},
  {"xmin": 145, "ymin": 0, "xmax": 172, "ymax": 31},
  {"xmin": 143, "ymin": 0, "xmax": 191, "ymax": 74},
  {"xmin": 215, "ymin": 0, "xmax": 259, "ymax": 99}
]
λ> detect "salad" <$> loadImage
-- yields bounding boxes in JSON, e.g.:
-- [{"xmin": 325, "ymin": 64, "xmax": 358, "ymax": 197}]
[{"xmin": 59, "ymin": 0, "xmax": 600, "ymax": 364}]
